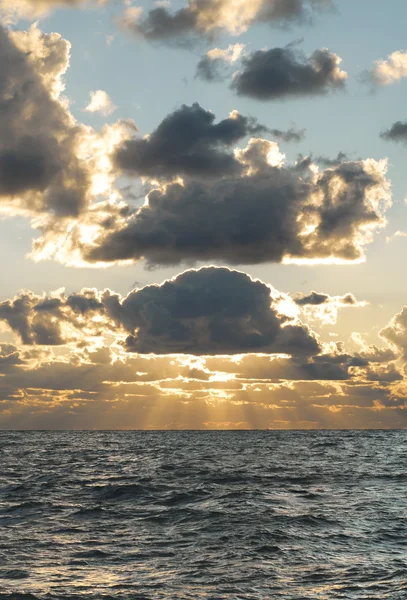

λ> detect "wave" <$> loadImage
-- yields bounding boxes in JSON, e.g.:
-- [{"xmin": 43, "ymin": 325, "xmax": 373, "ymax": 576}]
[{"xmin": 0, "ymin": 430, "xmax": 406, "ymax": 599}]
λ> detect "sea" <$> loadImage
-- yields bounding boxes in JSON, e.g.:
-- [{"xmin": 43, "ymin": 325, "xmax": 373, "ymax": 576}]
[{"xmin": 0, "ymin": 430, "xmax": 406, "ymax": 599}]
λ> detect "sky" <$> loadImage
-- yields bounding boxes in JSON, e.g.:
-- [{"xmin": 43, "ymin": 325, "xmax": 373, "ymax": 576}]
[{"xmin": 0, "ymin": 0, "xmax": 407, "ymax": 429}]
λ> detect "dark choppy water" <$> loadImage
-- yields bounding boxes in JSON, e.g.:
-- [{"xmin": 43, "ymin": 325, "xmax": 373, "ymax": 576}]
[{"xmin": 0, "ymin": 431, "xmax": 406, "ymax": 600}]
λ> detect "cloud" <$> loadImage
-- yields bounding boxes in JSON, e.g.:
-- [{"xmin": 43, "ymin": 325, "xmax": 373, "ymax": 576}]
[
  {"xmin": 114, "ymin": 103, "xmax": 271, "ymax": 180},
  {"xmin": 118, "ymin": 268, "xmax": 321, "ymax": 356},
  {"xmin": 0, "ymin": 24, "xmax": 135, "ymax": 266},
  {"xmin": 381, "ymin": 120, "xmax": 407, "ymax": 143},
  {"xmin": 386, "ymin": 230, "xmax": 407, "ymax": 243},
  {"xmin": 364, "ymin": 363, "xmax": 403, "ymax": 383},
  {"xmin": 231, "ymin": 47, "xmax": 347, "ymax": 100},
  {"xmin": 350, "ymin": 333, "xmax": 399, "ymax": 365},
  {"xmin": 366, "ymin": 50, "xmax": 407, "ymax": 86},
  {"xmin": 0, "ymin": 28, "xmax": 388, "ymax": 272},
  {"xmin": 115, "ymin": 105, "xmax": 305, "ymax": 184},
  {"xmin": 0, "ymin": 285, "xmax": 405, "ymax": 429},
  {"xmin": 0, "ymin": 289, "xmax": 106, "ymax": 346},
  {"xmin": 84, "ymin": 90, "xmax": 116, "ymax": 116},
  {"xmin": 0, "ymin": 348, "xmax": 405, "ymax": 429},
  {"xmin": 294, "ymin": 291, "xmax": 356, "ymax": 306},
  {"xmin": 0, "ymin": 23, "xmax": 132, "ymax": 228},
  {"xmin": 2, "ymin": 271, "xmax": 398, "ymax": 389},
  {"xmin": 0, "ymin": 343, "xmax": 24, "ymax": 372},
  {"xmin": 381, "ymin": 306, "xmax": 407, "ymax": 361},
  {"xmin": 196, "ymin": 44, "xmax": 346, "ymax": 104},
  {"xmin": 294, "ymin": 291, "xmax": 364, "ymax": 325},
  {"xmin": 195, "ymin": 43, "xmax": 245, "ymax": 81},
  {"xmin": 120, "ymin": 0, "xmax": 333, "ymax": 46},
  {"xmin": 206, "ymin": 352, "xmax": 355, "ymax": 382},
  {"xmin": 78, "ymin": 138, "xmax": 390, "ymax": 268},
  {"xmin": 315, "ymin": 152, "xmax": 349, "ymax": 167},
  {"xmin": 294, "ymin": 292, "xmax": 367, "ymax": 325},
  {"xmin": 266, "ymin": 127, "xmax": 305, "ymax": 143},
  {"xmin": 0, "ymin": 24, "xmax": 90, "ymax": 217},
  {"xmin": 0, "ymin": 0, "xmax": 104, "ymax": 20},
  {"xmin": 0, "ymin": 267, "xmax": 321, "ymax": 357}
]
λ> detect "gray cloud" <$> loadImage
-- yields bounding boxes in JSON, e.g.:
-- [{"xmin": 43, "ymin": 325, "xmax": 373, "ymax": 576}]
[
  {"xmin": 315, "ymin": 152, "xmax": 350, "ymax": 167},
  {"xmin": 295, "ymin": 291, "xmax": 357, "ymax": 306},
  {"xmin": 353, "ymin": 345, "xmax": 398, "ymax": 365},
  {"xmin": 119, "ymin": 268, "xmax": 321, "ymax": 356},
  {"xmin": 0, "ymin": 290, "xmax": 105, "ymax": 346},
  {"xmin": 268, "ymin": 127, "xmax": 306, "ymax": 143},
  {"xmin": 295, "ymin": 292, "xmax": 331, "ymax": 306},
  {"xmin": 5, "ymin": 273, "xmax": 400, "ymax": 376},
  {"xmin": 205, "ymin": 342, "xmax": 402, "ymax": 384},
  {"xmin": 0, "ymin": 25, "xmax": 90, "ymax": 218},
  {"xmin": 0, "ymin": 343, "xmax": 23, "ymax": 373},
  {"xmin": 0, "ymin": 268, "xmax": 321, "ymax": 357},
  {"xmin": 365, "ymin": 363, "xmax": 403, "ymax": 383},
  {"xmin": 195, "ymin": 43, "xmax": 245, "ymax": 82},
  {"xmin": 206, "ymin": 353, "xmax": 353, "ymax": 381},
  {"xmin": 114, "ymin": 103, "xmax": 270, "ymax": 179},
  {"xmin": 0, "ymin": 25, "xmax": 137, "ymax": 268},
  {"xmin": 300, "ymin": 354, "xmax": 354, "ymax": 380},
  {"xmin": 381, "ymin": 306, "xmax": 407, "ymax": 361},
  {"xmin": 0, "ymin": 294, "xmax": 405, "ymax": 429},
  {"xmin": 196, "ymin": 54, "xmax": 230, "ymax": 82},
  {"xmin": 81, "ymin": 139, "xmax": 390, "ymax": 267},
  {"xmin": 1, "ymin": 352, "xmax": 405, "ymax": 430},
  {"xmin": 292, "ymin": 289, "xmax": 365, "ymax": 326},
  {"xmin": 231, "ymin": 47, "xmax": 346, "ymax": 100},
  {"xmin": 380, "ymin": 121, "xmax": 407, "ymax": 143},
  {"xmin": 121, "ymin": 0, "xmax": 333, "ymax": 46}
]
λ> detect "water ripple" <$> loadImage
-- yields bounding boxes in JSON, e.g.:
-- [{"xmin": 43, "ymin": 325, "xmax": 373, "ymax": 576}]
[{"xmin": 0, "ymin": 430, "xmax": 406, "ymax": 599}]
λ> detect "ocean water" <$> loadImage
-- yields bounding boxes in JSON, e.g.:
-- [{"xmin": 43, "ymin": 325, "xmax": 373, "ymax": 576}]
[{"xmin": 0, "ymin": 431, "xmax": 406, "ymax": 600}]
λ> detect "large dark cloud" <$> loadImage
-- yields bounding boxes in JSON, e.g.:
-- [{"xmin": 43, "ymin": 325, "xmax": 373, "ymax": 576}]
[
  {"xmin": 0, "ymin": 24, "xmax": 135, "ymax": 267},
  {"xmin": 80, "ymin": 138, "xmax": 390, "ymax": 267},
  {"xmin": 1, "ymin": 271, "xmax": 399, "ymax": 373},
  {"xmin": 121, "ymin": 0, "xmax": 333, "ymax": 46},
  {"xmin": 118, "ymin": 268, "xmax": 321, "ymax": 355},
  {"xmin": 0, "ymin": 25, "xmax": 90, "ymax": 218},
  {"xmin": 380, "ymin": 121, "xmax": 407, "ymax": 143},
  {"xmin": 231, "ymin": 47, "xmax": 346, "ymax": 100},
  {"xmin": 114, "ymin": 103, "xmax": 270, "ymax": 179},
  {"xmin": 0, "ymin": 268, "xmax": 321, "ymax": 357}
]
